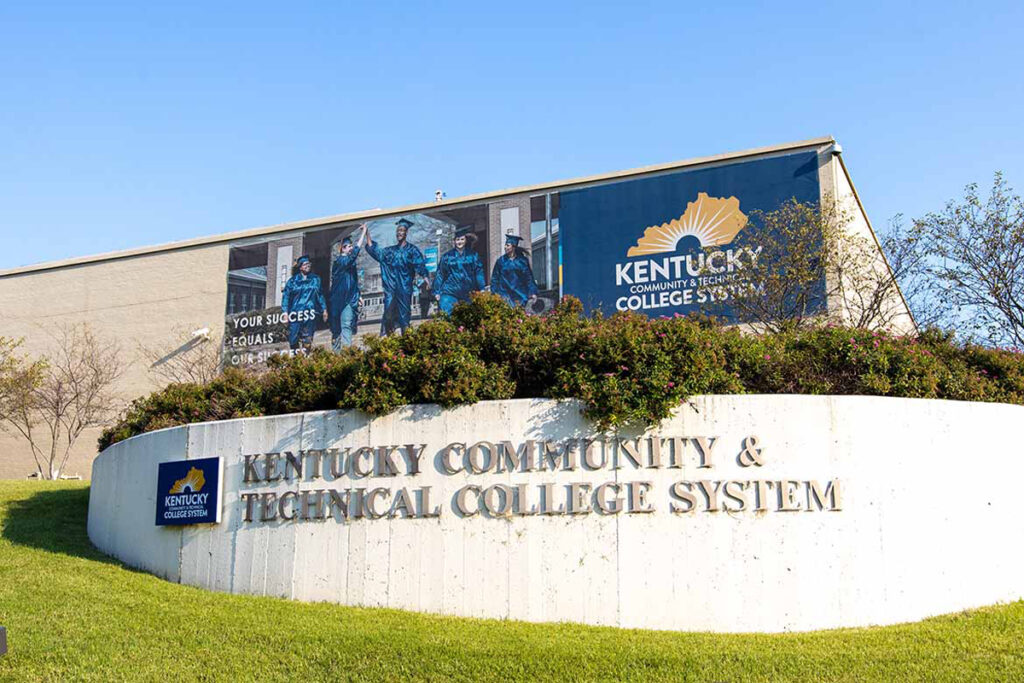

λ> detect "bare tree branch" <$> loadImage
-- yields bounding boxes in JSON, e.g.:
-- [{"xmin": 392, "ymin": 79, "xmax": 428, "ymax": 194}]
[
  {"xmin": 135, "ymin": 324, "xmax": 222, "ymax": 385},
  {"xmin": 0, "ymin": 325, "xmax": 125, "ymax": 479},
  {"xmin": 705, "ymin": 197, "xmax": 912, "ymax": 333}
]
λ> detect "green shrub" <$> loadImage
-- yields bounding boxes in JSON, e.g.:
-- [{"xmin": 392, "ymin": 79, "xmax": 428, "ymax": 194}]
[{"xmin": 98, "ymin": 294, "xmax": 1024, "ymax": 451}]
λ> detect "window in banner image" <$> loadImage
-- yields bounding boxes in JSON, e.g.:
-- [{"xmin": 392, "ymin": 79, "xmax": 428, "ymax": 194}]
[
  {"xmin": 500, "ymin": 207, "xmax": 519, "ymax": 236},
  {"xmin": 226, "ymin": 243, "xmax": 269, "ymax": 315},
  {"xmin": 529, "ymin": 193, "xmax": 560, "ymax": 293},
  {"xmin": 550, "ymin": 193, "xmax": 560, "ymax": 295},
  {"xmin": 275, "ymin": 246, "xmax": 292, "ymax": 306},
  {"xmin": 530, "ymin": 208, "xmax": 545, "ymax": 286}
]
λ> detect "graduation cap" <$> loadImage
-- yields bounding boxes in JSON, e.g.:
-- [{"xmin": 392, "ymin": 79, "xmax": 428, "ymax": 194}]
[
  {"xmin": 504, "ymin": 234, "xmax": 523, "ymax": 246},
  {"xmin": 341, "ymin": 236, "xmax": 353, "ymax": 246},
  {"xmin": 296, "ymin": 255, "xmax": 311, "ymax": 266},
  {"xmin": 396, "ymin": 218, "xmax": 414, "ymax": 229},
  {"xmin": 455, "ymin": 225, "xmax": 473, "ymax": 237}
]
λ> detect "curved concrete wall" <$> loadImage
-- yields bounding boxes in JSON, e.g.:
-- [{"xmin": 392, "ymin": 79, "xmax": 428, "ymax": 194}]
[{"xmin": 87, "ymin": 396, "xmax": 1024, "ymax": 633}]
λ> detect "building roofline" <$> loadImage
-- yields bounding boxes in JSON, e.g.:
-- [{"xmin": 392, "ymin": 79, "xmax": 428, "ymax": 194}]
[{"xmin": 0, "ymin": 135, "xmax": 835, "ymax": 278}]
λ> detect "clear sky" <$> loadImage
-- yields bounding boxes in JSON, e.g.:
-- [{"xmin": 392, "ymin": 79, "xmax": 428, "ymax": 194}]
[{"xmin": 1, "ymin": 1, "xmax": 1021, "ymax": 271}]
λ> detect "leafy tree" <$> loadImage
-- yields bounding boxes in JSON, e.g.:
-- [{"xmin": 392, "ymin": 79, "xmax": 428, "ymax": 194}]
[
  {"xmin": 0, "ymin": 337, "xmax": 45, "ymax": 425},
  {"xmin": 906, "ymin": 173, "xmax": 1024, "ymax": 348},
  {"xmin": 707, "ymin": 198, "xmax": 912, "ymax": 334}
]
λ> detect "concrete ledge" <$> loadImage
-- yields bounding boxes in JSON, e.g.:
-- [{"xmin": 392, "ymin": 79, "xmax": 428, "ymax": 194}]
[{"xmin": 87, "ymin": 395, "xmax": 1024, "ymax": 632}]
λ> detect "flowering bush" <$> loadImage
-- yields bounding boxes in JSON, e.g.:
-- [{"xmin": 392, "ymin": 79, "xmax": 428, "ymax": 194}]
[{"xmin": 99, "ymin": 294, "xmax": 1024, "ymax": 450}]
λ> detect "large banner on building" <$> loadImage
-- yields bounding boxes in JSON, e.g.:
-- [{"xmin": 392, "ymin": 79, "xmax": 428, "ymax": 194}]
[
  {"xmin": 221, "ymin": 190, "xmax": 570, "ymax": 367},
  {"xmin": 220, "ymin": 150, "xmax": 823, "ymax": 367},
  {"xmin": 559, "ymin": 151, "xmax": 822, "ymax": 321},
  {"xmin": 223, "ymin": 213, "xmax": 462, "ymax": 367}
]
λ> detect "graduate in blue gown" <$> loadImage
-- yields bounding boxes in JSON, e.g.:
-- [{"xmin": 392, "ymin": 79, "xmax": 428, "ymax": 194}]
[
  {"xmin": 434, "ymin": 226, "xmax": 485, "ymax": 314},
  {"xmin": 328, "ymin": 227, "xmax": 365, "ymax": 351},
  {"xmin": 365, "ymin": 218, "xmax": 430, "ymax": 335},
  {"xmin": 490, "ymin": 234, "xmax": 539, "ymax": 308},
  {"xmin": 281, "ymin": 255, "xmax": 327, "ymax": 350}
]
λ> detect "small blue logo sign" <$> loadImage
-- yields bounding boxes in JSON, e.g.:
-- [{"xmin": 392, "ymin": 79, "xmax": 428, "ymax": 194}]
[{"xmin": 155, "ymin": 457, "xmax": 223, "ymax": 526}]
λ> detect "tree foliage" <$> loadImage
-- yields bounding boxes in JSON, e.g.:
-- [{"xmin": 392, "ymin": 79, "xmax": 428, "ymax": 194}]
[
  {"xmin": 901, "ymin": 173, "xmax": 1024, "ymax": 348},
  {"xmin": 100, "ymin": 295, "xmax": 1024, "ymax": 451},
  {"xmin": 0, "ymin": 337, "xmax": 45, "ymax": 425},
  {"xmin": 711, "ymin": 198, "xmax": 911, "ymax": 334}
]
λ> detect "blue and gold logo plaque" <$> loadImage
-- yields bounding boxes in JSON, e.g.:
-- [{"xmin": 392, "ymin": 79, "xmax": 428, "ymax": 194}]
[{"xmin": 155, "ymin": 457, "xmax": 223, "ymax": 526}]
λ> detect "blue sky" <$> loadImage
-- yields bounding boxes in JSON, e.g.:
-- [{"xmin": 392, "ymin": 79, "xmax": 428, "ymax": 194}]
[{"xmin": 1, "ymin": 1, "xmax": 1021, "ymax": 270}]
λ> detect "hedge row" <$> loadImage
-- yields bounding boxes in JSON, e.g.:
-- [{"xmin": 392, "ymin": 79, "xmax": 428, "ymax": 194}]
[{"xmin": 99, "ymin": 294, "xmax": 1024, "ymax": 451}]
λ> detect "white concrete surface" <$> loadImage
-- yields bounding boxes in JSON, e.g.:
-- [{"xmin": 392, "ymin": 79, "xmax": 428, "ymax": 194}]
[{"xmin": 87, "ymin": 395, "xmax": 1024, "ymax": 632}]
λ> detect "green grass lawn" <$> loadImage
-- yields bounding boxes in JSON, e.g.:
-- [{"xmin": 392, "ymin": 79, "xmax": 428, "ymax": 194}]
[{"xmin": 0, "ymin": 481, "xmax": 1022, "ymax": 682}]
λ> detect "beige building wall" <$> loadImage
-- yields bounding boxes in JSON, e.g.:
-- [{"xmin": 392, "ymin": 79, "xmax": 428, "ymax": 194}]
[{"xmin": 0, "ymin": 244, "xmax": 230, "ymax": 478}]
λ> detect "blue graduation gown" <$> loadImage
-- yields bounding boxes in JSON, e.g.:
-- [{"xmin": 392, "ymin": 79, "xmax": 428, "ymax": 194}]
[
  {"xmin": 366, "ymin": 241, "xmax": 428, "ymax": 334},
  {"xmin": 490, "ymin": 253, "xmax": 539, "ymax": 306},
  {"xmin": 282, "ymin": 273, "xmax": 326, "ymax": 347},
  {"xmin": 282, "ymin": 273, "xmax": 326, "ymax": 315},
  {"xmin": 434, "ymin": 248, "xmax": 485, "ymax": 304},
  {"xmin": 329, "ymin": 247, "xmax": 360, "ymax": 337}
]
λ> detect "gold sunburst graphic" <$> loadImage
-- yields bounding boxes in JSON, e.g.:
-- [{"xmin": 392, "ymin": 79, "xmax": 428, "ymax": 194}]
[
  {"xmin": 169, "ymin": 467, "xmax": 206, "ymax": 494},
  {"xmin": 626, "ymin": 193, "xmax": 747, "ymax": 256}
]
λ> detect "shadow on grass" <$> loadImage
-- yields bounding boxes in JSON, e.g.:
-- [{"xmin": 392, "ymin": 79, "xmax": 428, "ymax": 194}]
[{"xmin": 1, "ymin": 486, "xmax": 118, "ymax": 565}]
